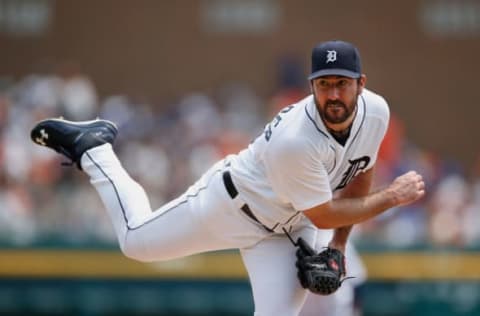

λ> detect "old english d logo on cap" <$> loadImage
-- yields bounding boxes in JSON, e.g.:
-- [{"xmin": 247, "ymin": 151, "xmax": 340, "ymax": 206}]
[
  {"xmin": 308, "ymin": 40, "xmax": 362, "ymax": 80},
  {"xmin": 326, "ymin": 50, "xmax": 337, "ymax": 63}
]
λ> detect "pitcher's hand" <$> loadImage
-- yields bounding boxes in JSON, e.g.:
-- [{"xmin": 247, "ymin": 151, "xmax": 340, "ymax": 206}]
[{"xmin": 388, "ymin": 171, "xmax": 425, "ymax": 206}]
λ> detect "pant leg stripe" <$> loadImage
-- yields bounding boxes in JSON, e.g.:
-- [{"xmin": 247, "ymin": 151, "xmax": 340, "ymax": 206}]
[
  {"xmin": 86, "ymin": 152, "xmax": 222, "ymax": 231},
  {"xmin": 86, "ymin": 152, "xmax": 133, "ymax": 230}
]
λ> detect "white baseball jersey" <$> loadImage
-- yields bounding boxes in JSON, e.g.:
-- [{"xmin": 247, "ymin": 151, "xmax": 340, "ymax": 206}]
[{"xmin": 230, "ymin": 88, "xmax": 390, "ymax": 231}]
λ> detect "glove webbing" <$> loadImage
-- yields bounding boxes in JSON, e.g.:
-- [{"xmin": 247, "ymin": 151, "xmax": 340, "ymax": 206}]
[{"xmin": 282, "ymin": 227, "xmax": 356, "ymax": 285}]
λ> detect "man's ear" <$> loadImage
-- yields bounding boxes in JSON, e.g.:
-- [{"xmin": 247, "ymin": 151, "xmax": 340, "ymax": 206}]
[{"xmin": 357, "ymin": 75, "xmax": 367, "ymax": 95}]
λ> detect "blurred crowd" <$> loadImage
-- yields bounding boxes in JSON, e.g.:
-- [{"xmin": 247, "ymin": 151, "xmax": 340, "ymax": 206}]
[{"xmin": 1, "ymin": 60, "xmax": 479, "ymax": 249}]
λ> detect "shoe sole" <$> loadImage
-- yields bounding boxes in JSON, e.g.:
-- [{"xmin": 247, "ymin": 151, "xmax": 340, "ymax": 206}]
[{"xmin": 31, "ymin": 118, "xmax": 118, "ymax": 147}]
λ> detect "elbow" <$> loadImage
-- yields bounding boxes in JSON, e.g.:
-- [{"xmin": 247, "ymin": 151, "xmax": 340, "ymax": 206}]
[
  {"xmin": 311, "ymin": 218, "xmax": 344, "ymax": 229},
  {"xmin": 305, "ymin": 212, "xmax": 339, "ymax": 229},
  {"xmin": 304, "ymin": 205, "xmax": 350, "ymax": 229},
  {"xmin": 315, "ymin": 222, "xmax": 335, "ymax": 229}
]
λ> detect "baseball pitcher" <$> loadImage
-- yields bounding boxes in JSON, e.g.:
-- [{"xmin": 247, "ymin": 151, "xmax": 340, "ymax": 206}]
[{"xmin": 31, "ymin": 40, "xmax": 425, "ymax": 316}]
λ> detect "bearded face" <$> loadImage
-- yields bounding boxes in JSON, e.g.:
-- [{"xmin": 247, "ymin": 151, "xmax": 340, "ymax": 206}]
[
  {"xmin": 311, "ymin": 76, "xmax": 363, "ymax": 125},
  {"xmin": 315, "ymin": 98, "xmax": 357, "ymax": 124}
]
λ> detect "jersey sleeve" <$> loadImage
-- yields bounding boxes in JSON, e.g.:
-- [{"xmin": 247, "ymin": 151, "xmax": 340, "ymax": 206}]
[{"xmin": 262, "ymin": 136, "xmax": 332, "ymax": 211}]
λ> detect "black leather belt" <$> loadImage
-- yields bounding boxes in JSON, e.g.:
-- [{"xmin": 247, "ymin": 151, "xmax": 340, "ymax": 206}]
[{"xmin": 222, "ymin": 171, "xmax": 274, "ymax": 233}]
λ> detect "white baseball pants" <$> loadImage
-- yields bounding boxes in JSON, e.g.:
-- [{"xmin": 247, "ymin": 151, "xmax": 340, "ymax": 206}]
[{"xmin": 81, "ymin": 143, "xmax": 317, "ymax": 316}]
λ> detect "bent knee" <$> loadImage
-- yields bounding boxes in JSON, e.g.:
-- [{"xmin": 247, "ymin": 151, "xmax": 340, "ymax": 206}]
[
  {"xmin": 121, "ymin": 244, "xmax": 155, "ymax": 263},
  {"xmin": 120, "ymin": 236, "xmax": 156, "ymax": 263}
]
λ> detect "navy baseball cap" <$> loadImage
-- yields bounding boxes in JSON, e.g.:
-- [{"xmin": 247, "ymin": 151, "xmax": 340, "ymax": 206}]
[{"xmin": 308, "ymin": 40, "xmax": 362, "ymax": 80}]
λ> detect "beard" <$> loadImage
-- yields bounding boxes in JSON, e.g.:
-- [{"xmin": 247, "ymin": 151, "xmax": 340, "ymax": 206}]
[{"xmin": 314, "ymin": 94, "xmax": 358, "ymax": 125}]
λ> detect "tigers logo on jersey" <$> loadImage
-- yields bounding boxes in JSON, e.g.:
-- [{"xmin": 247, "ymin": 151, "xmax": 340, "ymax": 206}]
[{"xmin": 335, "ymin": 156, "xmax": 370, "ymax": 190}]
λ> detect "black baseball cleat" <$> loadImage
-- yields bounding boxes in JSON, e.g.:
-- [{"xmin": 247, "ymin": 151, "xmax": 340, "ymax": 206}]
[{"xmin": 31, "ymin": 118, "xmax": 118, "ymax": 170}]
